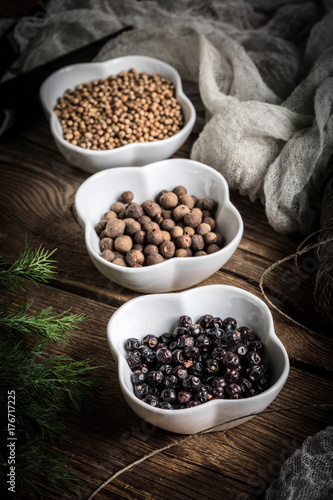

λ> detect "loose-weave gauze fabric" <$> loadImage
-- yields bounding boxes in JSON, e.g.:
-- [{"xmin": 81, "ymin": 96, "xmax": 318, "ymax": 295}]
[
  {"xmin": 3, "ymin": 0, "xmax": 333, "ymax": 234},
  {"xmin": 265, "ymin": 426, "xmax": 333, "ymax": 500}
]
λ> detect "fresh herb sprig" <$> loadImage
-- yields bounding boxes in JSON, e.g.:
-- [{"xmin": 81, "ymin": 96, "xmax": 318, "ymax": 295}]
[
  {"xmin": 0, "ymin": 242, "xmax": 99, "ymax": 497},
  {"xmin": 0, "ymin": 240, "xmax": 56, "ymax": 290}
]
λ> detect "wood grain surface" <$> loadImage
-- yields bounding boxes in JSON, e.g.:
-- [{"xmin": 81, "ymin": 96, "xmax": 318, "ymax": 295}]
[{"xmin": 1, "ymin": 91, "xmax": 333, "ymax": 500}]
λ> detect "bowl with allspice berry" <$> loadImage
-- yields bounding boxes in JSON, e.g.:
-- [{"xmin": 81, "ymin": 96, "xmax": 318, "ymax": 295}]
[
  {"xmin": 75, "ymin": 158, "xmax": 243, "ymax": 293},
  {"xmin": 40, "ymin": 55, "xmax": 196, "ymax": 173}
]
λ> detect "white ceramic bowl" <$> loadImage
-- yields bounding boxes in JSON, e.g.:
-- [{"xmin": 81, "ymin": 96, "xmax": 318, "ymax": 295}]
[
  {"xmin": 39, "ymin": 55, "xmax": 196, "ymax": 173},
  {"xmin": 107, "ymin": 285, "xmax": 290, "ymax": 434},
  {"xmin": 75, "ymin": 158, "xmax": 243, "ymax": 293}
]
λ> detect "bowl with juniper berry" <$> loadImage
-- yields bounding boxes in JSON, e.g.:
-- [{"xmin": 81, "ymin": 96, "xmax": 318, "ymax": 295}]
[
  {"xmin": 40, "ymin": 54, "xmax": 196, "ymax": 173},
  {"xmin": 107, "ymin": 284, "xmax": 290, "ymax": 435}
]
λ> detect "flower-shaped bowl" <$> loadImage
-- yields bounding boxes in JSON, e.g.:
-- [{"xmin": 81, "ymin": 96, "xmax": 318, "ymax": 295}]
[
  {"xmin": 40, "ymin": 55, "xmax": 196, "ymax": 173},
  {"xmin": 75, "ymin": 158, "xmax": 243, "ymax": 293},
  {"xmin": 107, "ymin": 285, "xmax": 289, "ymax": 434}
]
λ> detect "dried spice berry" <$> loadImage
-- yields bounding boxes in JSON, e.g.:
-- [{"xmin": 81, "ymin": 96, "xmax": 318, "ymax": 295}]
[
  {"xmin": 103, "ymin": 210, "xmax": 118, "ymax": 220},
  {"xmin": 146, "ymin": 253, "xmax": 164, "ymax": 266},
  {"xmin": 125, "ymin": 314, "xmax": 270, "ymax": 409},
  {"xmin": 125, "ymin": 249, "xmax": 145, "ymax": 267},
  {"xmin": 173, "ymin": 186, "xmax": 187, "ymax": 196},
  {"xmin": 96, "ymin": 185, "xmax": 224, "ymax": 267},
  {"xmin": 104, "ymin": 219, "xmax": 125, "ymax": 239},
  {"xmin": 120, "ymin": 191, "xmax": 134, "ymax": 204},
  {"xmin": 183, "ymin": 209, "xmax": 202, "ymax": 228},
  {"xmin": 125, "ymin": 203, "xmax": 143, "ymax": 220},
  {"xmin": 99, "ymin": 237, "xmax": 113, "ymax": 251},
  {"xmin": 173, "ymin": 204, "xmax": 190, "ymax": 222},
  {"xmin": 100, "ymin": 249, "xmax": 115, "ymax": 262},
  {"xmin": 54, "ymin": 69, "xmax": 184, "ymax": 151},
  {"xmin": 160, "ymin": 192, "xmax": 179, "ymax": 209},
  {"xmin": 114, "ymin": 235, "xmax": 133, "ymax": 253},
  {"xmin": 159, "ymin": 240, "xmax": 176, "ymax": 259}
]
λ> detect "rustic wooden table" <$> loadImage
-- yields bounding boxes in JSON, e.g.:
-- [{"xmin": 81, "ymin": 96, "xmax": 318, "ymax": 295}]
[
  {"xmin": 1, "ymin": 92, "xmax": 332, "ymax": 500},
  {"xmin": 1, "ymin": 2, "xmax": 333, "ymax": 493}
]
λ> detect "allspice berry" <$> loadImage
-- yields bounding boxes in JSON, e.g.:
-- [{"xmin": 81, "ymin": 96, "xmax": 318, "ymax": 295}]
[
  {"xmin": 184, "ymin": 209, "xmax": 202, "ymax": 228},
  {"xmin": 143, "ymin": 221, "xmax": 160, "ymax": 232},
  {"xmin": 146, "ymin": 228, "xmax": 164, "ymax": 245},
  {"xmin": 153, "ymin": 213, "xmax": 164, "ymax": 226},
  {"xmin": 146, "ymin": 253, "xmax": 164, "ymax": 266},
  {"xmin": 216, "ymin": 233, "xmax": 224, "ymax": 247},
  {"xmin": 125, "ymin": 202, "xmax": 144, "ymax": 220},
  {"xmin": 183, "ymin": 226, "xmax": 195, "ymax": 237},
  {"xmin": 133, "ymin": 230, "xmax": 146, "ymax": 245},
  {"xmin": 179, "ymin": 194, "xmax": 195, "ymax": 208},
  {"xmin": 161, "ymin": 230, "xmax": 171, "ymax": 242},
  {"xmin": 126, "ymin": 249, "xmax": 145, "ymax": 267},
  {"xmin": 144, "ymin": 244, "xmax": 159, "ymax": 256},
  {"xmin": 191, "ymin": 234, "xmax": 205, "ymax": 251},
  {"xmin": 124, "ymin": 218, "xmax": 141, "ymax": 236},
  {"xmin": 173, "ymin": 204, "xmax": 190, "ymax": 222},
  {"xmin": 173, "ymin": 185, "xmax": 187, "ymax": 196},
  {"xmin": 111, "ymin": 201, "xmax": 126, "ymax": 214},
  {"xmin": 175, "ymin": 248, "xmax": 188, "ymax": 257},
  {"xmin": 206, "ymin": 243, "xmax": 220, "ymax": 254},
  {"xmin": 119, "ymin": 191, "xmax": 134, "ymax": 204},
  {"xmin": 138, "ymin": 215, "xmax": 151, "ymax": 226},
  {"xmin": 196, "ymin": 198, "xmax": 216, "ymax": 211},
  {"xmin": 175, "ymin": 235, "xmax": 192, "ymax": 249},
  {"xmin": 99, "ymin": 237, "xmax": 113, "ymax": 251},
  {"xmin": 112, "ymin": 257, "xmax": 127, "ymax": 267},
  {"xmin": 95, "ymin": 220, "xmax": 107, "ymax": 235},
  {"xmin": 101, "ymin": 249, "xmax": 115, "ymax": 262},
  {"xmin": 104, "ymin": 219, "xmax": 125, "ymax": 238},
  {"xmin": 161, "ymin": 209, "xmax": 172, "ymax": 220},
  {"xmin": 160, "ymin": 192, "xmax": 178, "ymax": 209},
  {"xmin": 99, "ymin": 229, "xmax": 108, "ymax": 239},
  {"xmin": 114, "ymin": 235, "xmax": 133, "ymax": 253},
  {"xmin": 161, "ymin": 218, "xmax": 175, "ymax": 231},
  {"xmin": 142, "ymin": 200, "xmax": 162, "ymax": 218},
  {"xmin": 159, "ymin": 240, "xmax": 176, "ymax": 259},
  {"xmin": 103, "ymin": 210, "xmax": 118, "ymax": 220},
  {"xmin": 156, "ymin": 189, "xmax": 169, "ymax": 203},
  {"xmin": 204, "ymin": 232, "xmax": 217, "ymax": 245},
  {"xmin": 203, "ymin": 216, "xmax": 216, "ymax": 230},
  {"xmin": 133, "ymin": 243, "xmax": 144, "ymax": 252},
  {"xmin": 170, "ymin": 225, "xmax": 183, "ymax": 239},
  {"xmin": 196, "ymin": 222, "xmax": 211, "ymax": 236}
]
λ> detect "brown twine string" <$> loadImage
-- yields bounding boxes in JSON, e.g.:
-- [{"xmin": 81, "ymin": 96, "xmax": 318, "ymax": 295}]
[
  {"xmin": 258, "ymin": 236, "xmax": 333, "ymax": 334},
  {"xmin": 313, "ymin": 169, "xmax": 333, "ymax": 325},
  {"xmin": 87, "ymin": 403, "xmax": 333, "ymax": 499}
]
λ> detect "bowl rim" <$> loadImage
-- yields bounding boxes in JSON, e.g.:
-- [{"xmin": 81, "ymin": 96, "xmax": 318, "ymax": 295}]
[
  {"xmin": 75, "ymin": 158, "xmax": 244, "ymax": 275},
  {"xmin": 40, "ymin": 54, "xmax": 196, "ymax": 156},
  {"xmin": 107, "ymin": 284, "xmax": 290, "ymax": 417}
]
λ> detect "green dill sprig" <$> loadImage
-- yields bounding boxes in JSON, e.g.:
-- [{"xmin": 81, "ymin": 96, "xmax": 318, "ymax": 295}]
[
  {"xmin": 0, "ymin": 299, "xmax": 86, "ymax": 342},
  {"xmin": 0, "ymin": 242, "xmax": 100, "ymax": 497},
  {"xmin": 30, "ymin": 353, "xmax": 98, "ymax": 410},
  {"xmin": 0, "ymin": 239, "xmax": 56, "ymax": 291}
]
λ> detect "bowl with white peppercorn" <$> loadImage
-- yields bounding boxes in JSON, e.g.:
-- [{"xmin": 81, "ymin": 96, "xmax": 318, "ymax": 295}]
[
  {"xmin": 75, "ymin": 158, "xmax": 243, "ymax": 293},
  {"xmin": 107, "ymin": 284, "xmax": 290, "ymax": 434},
  {"xmin": 40, "ymin": 55, "xmax": 196, "ymax": 173}
]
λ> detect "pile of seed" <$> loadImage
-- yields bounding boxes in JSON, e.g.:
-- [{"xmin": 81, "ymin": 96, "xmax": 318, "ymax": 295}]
[
  {"xmin": 54, "ymin": 69, "xmax": 184, "ymax": 150},
  {"xmin": 94, "ymin": 186, "xmax": 224, "ymax": 267},
  {"xmin": 125, "ymin": 314, "xmax": 270, "ymax": 409}
]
